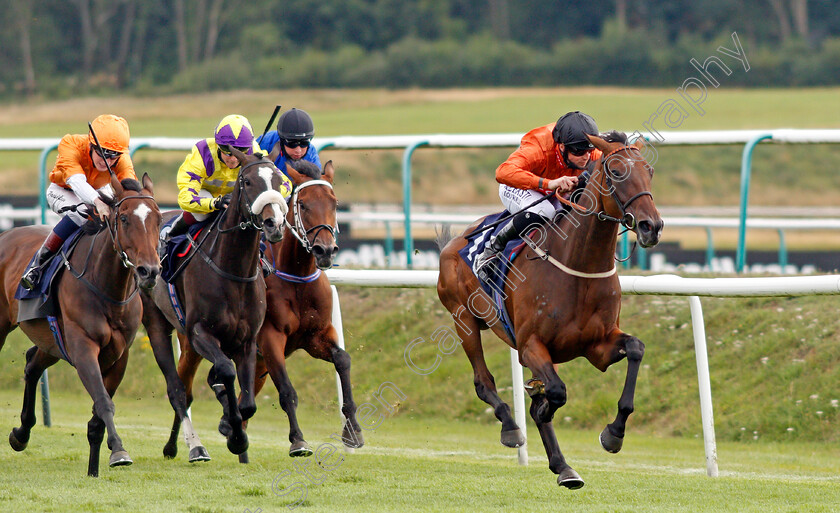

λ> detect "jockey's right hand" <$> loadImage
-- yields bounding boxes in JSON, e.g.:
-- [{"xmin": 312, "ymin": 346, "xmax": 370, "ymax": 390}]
[
  {"xmin": 93, "ymin": 197, "xmax": 110, "ymax": 221},
  {"xmin": 547, "ymin": 175, "xmax": 578, "ymax": 193},
  {"xmin": 212, "ymin": 193, "xmax": 232, "ymax": 210}
]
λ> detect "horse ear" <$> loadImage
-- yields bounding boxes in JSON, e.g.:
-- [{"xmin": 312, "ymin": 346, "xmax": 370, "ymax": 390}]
[
  {"xmin": 586, "ymin": 134, "xmax": 611, "ymax": 153},
  {"xmin": 229, "ymin": 146, "xmax": 249, "ymax": 166},
  {"xmin": 323, "ymin": 160, "xmax": 334, "ymax": 183},
  {"xmin": 141, "ymin": 172, "xmax": 154, "ymax": 196},
  {"xmin": 267, "ymin": 141, "xmax": 281, "ymax": 163},
  {"xmin": 109, "ymin": 172, "xmax": 124, "ymax": 198},
  {"xmin": 632, "ymin": 136, "xmax": 647, "ymax": 151},
  {"xmin": 285, "ymin": 163, "xmax": 306, "ymax": 186}
]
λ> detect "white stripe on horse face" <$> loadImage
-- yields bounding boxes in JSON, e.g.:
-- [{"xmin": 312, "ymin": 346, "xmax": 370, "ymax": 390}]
[
  {"xmin": 258, "ymin": 166, "xmax": 276, "ymax": 192},
  {"xmin": 133, "ymin": 202, "xmax": 152, "ymax": 231}
]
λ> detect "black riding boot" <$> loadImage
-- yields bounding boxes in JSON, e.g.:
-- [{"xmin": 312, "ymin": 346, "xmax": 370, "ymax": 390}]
[
  {"xmin": 20, "ymin": 244, "xmax": 57, "ymax": 291},
  {"xmin": 474, "ymin": 211, "xmax": 545, "ymax": 281},
  {"xmin": 159, "ymin": 214, "xmax": 190, "ymax": 259}
]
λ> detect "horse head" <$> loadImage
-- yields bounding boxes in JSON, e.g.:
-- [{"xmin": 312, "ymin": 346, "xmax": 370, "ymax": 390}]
[
  {"xmin": 228, "ymin": 148, "xmax": 288, "ymax": 243},
  {"xmin": 284, "ymin": 160, "xmax": 339, "ymax": 270},
  {"xmin": 585, "ymin": 133, "xmax": 663, "ymax": 248},
  {"xmin": 103, "ymin": 172, "xmax": 162, "ymax": 289}
]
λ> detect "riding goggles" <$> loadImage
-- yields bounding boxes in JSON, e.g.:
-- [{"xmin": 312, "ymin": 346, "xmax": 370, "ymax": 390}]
[
  {"xmin": 219, "ymin": 144, "xmax": 251, "ymax": 156},
  {"xmin": 283, "ymin": 139, "xmax": 311, "ymax": 149},
  {"xmin": 98, "ymin": 147, "xmax": 123, "ymax": 160},
  {"xmin": 566, "ymin": 145, "xmax": 593, "ymax": 157}
]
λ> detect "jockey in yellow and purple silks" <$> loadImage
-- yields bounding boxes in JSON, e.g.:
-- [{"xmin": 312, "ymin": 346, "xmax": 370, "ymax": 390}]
[{"xmin": 161, "ymin": 114, "xmax": 293, "ymax": 243}]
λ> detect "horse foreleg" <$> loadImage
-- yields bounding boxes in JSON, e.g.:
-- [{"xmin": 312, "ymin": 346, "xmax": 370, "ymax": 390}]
[
  {"xmin": 191, "ymin": 324, "xmax": 248, "ymax": 455},
  {"xmin": 456, "ymin": 317, "xmax": 524, "ymax": 448},
  {"xmin": 597, "ymin": 332, "xmax": 645, "ymax": 454},
  {"xmin": 100, "ymin": 348, "xmax": 133, "ymax": 470},
  {"xmin": 9, "ymin": 346, "xmax": 58, "ymax": 452},
  {"xmin": 70, "ymin": 338, "xmax": 128, "ymax": 477},
  {"xmin": 330, "ymin": 343, "xmax": 364, "ymax": 449}
]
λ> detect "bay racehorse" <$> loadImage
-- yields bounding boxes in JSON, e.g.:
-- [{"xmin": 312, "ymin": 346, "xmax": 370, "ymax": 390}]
[
  {"xmin": 142, "ymin": 149, "xmax": 287, "ymax": 462},
  {"xmin": 0, "ymin": 174, "xmax": 161, "ymax": 476},
  {"xmin": 169, "ymin": 160, "xmax": 364, "ymax": 464},
  {"xmin": 437, "ymin": 132, "xmax": 663, "ymax": 488}
]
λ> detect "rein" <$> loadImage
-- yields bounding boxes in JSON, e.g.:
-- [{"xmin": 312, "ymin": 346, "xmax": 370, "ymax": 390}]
[
  {"xmin": 63, "ymin": 193, "xmax": 155, "ymax": 305},
  {"xmin": 179, "ymin": 158, "xmax": 283, "ymax": 283},
  {"xmin": 531, "ymin": 144, "xmax": 654, "ymax": 275}
]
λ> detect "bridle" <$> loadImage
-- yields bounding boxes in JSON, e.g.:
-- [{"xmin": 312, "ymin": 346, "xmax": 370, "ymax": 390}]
[
  {"xmin": 557, "ymin": 145, "xmax": 654, "ymax": 231},
  {"xmin": 217, "ymin": 160, "xmax": 278, "ymax": 233},
  {"xmin": 284, "ymin": 179, "xmax": 339, "ymax": 254},
  {"xmin": 64, "ymin": 193, "xmax": 157, "ymax": 304}
]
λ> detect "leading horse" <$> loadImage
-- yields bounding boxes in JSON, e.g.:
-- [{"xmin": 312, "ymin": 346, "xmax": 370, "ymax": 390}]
[
  {"xmin": 437, "ymin": 133, "xmax": 663, "ymax": 488},
  {"xmin": 142, "ymin": 149, "xmax": 287, "ymax": 462},
  {"xmin": 0, "ymin": 174, "xmax": 161, "ymax": 476}
]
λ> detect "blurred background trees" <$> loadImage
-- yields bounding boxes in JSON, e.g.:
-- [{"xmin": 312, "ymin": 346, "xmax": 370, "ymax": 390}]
[{"xmin": 1, "ymin": 0, "xmax": 838, "ymax": 98}]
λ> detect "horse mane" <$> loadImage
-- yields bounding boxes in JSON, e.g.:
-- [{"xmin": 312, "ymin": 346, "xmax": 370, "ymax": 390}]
[
  {"xmin": 600, "ymin": 130, "xmax": 628, "ymax": 144},
  {"xmin": 120, "ymin": 178, "xmax": 142, "ymax": 193},
  {"xmin": 290, "ymin": 160, "xmax": 322, "ymax": 180},
  {"xmin": 435, "ymin": 225, "xmax": 454, "ymax": 251}
]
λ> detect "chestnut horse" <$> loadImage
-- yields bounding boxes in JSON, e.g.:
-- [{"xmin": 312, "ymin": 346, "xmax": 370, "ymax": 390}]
[
  {"xmin": 0, "ymin": 174, "xmax": 161, "ymax": 476},
  {"xmin": 141, "ymin": 149, "xmax": 287, "ymax": 462},
  {"xmin": 437, "ymin": 133, "xmax": 663, "ymax": 488}
]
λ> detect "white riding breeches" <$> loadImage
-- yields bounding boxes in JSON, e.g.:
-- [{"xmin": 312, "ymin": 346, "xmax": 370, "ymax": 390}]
[
  {"xmin": 189, "ymin": 189, "xmax": 215, "ymax": 222},
  {"xmin": 46, "ymin": 183, "xmax": 89, "ymax": 226},
  {"xmin": 499, "ymin": 184, "xmax": 562, "ymax": 219}
]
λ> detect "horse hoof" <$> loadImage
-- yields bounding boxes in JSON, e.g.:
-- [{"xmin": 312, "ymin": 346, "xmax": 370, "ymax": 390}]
[
  {"xmin": 8, "ymin": 430, "xmax": 27, "ymax": 452},
  {"xmin": 500, "ymin": 428, "xmax": 525, "ymax": 448},
  {"xmin": 227, "ymin": 435, "xmax": 249, "ymax": 455},
  {"xmin": 341, "ymin": 424, "xmax": 365, "ymax": 449},
  {"xmin": 557, "ymin": 468, "xmax": 584, "ymax": 490},
  {"xmin": 239, "ymin": 452, "xmax": 249, "ymax": 464},
  {"xmin": 218, "ymin": 418, "xmax": 233, "ymax": 438},
  {"xmin": 599, "ymin": 426, "xmax": 624, "ymax": 454},
  {"xmin": 188, "ymin": 446, "xmax": 211, "ymax": 462},
  {"xmin": 109, "ymin": 450, "xmax": 133, "ymax": 467},
  {"xmin": 163, "ymin": 442, "xmax": 178, "ymax": 459},
  {"xmin": 289, "ymin": 441, "xmax": 313, "ymax": 457}
]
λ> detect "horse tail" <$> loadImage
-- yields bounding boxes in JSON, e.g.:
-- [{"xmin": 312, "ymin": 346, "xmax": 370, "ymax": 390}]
[{"xmin": 434, "ymin": 224, "xmax": 453, "ymax": 251}]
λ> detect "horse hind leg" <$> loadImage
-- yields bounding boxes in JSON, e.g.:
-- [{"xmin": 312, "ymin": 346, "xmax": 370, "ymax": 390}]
[
  {"xmin": 174, "ymin": 337, "xmax": 210, "ymax": 462},
  {"xmin": 597, "ymin": 334, "xmax": 645, "ymax": 454},
  {"xmin": 9, "ymin": 346, "xmax": 58, "ymax": 452},
  {"xmin": 521, "ymin": 337, "xmax": 583, "ymax": 489},
  {"xmin": 456, "ymin": 316, "xmax": 524, "ymax": 448}
]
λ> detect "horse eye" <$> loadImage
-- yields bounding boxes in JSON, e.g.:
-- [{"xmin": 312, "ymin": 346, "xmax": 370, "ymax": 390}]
[
  {"xmin": 244, "ymin": 178, "xmax": 251, "ymax": 186},
  {"xmin": 120, "ymin": 215, "xmax": 128, "ymax": 224}
]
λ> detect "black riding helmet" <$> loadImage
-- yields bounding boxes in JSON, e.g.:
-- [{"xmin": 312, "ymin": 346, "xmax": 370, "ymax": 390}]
[
  {"xmin": 277, "ymin": 108, "xmax": 315, "ymax": 141},
  {"xmin": 552, "ymin": 111, "xmax": 598, "ymax": 151},
  {"xmin": 552, "ymin": 111, "xmax": 598, "ymax": 170}
]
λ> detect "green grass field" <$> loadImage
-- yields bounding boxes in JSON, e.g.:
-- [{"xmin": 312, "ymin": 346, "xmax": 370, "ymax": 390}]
[{"xmin": 0, "ymin": 388, "xmax": 838, "ymax": 513}]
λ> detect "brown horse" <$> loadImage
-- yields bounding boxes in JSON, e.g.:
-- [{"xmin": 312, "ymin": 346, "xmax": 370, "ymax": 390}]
[
  {"xmin": 166, "ymin": 160, "xmax": 364, "ymax": 464},
  {"xmin": 0, "ymin": 174, "xmax": 161, "ymax": 477},
  {"xmin": 142, "ymin": 149, "xmax": 287, "ymax": 462},
  {"xmin": 437, "ymin": 133, "xmax": 663, "ymax": 488}
]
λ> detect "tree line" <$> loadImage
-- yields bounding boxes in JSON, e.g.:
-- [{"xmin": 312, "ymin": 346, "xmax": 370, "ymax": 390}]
[{"xmin": 2, "ymin": 0, "xmax": 839, "ymax": 98}]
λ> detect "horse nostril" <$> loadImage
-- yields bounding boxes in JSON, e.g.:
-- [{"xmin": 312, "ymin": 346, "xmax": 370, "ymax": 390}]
[
  {"xmin": 332, "ymin": 245, "xmax": 339, "ymax": 255},
  {"xmin": 263, "ymin": 218, "xmax": 276, "ymax": 230},
  {"xmin": 637, "ymin": 220, "xmax": 653, "ymax": 235},
  {"xmin": 312, "ymin": 245, "xmax": 325, "ymax": 257},
  {"xmin": 137, "ymin": 266, "xmax": 149, "ymax": 279}
]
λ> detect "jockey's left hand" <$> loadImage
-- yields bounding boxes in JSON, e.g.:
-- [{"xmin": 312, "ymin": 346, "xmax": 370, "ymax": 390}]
[
  {"xmin": 547, "ymin": 175, "xmax": 578, "ymax": 193},
  {"xmin": 93, "ymin": 197, "xmax": 110, "ymax": 221}
]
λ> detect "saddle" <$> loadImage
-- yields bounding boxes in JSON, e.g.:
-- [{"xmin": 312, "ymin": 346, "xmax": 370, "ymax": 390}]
[
  {"xmin": 15, "ymin": 229, "xmax": 85, "ymax": 323},
  {"xmin": 159, "ymin": 218, "xmax": 210, "ymax": 283}
]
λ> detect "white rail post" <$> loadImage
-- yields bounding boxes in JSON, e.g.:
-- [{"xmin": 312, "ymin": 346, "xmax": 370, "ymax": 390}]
[
  {"xmin": 330, "ymin": 285, "xmax": 354, "ymax": 453},
  {"xmin": 688, "ymin": 296, "xmax": 718, "ymax": 477},
  {"xmin": 509, "ymin": 348, "xmax": 528, "ymax": 465}
]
